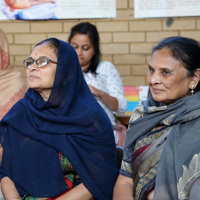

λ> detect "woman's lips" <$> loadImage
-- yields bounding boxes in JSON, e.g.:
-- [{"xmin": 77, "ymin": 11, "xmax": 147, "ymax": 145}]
[
  {"xmin": 152, "ymin": 88, "xmax": 163, "ymax": 94},
  {"xmin": 29, "ymin": 75, "xmax": 39, "ymax": 80}
]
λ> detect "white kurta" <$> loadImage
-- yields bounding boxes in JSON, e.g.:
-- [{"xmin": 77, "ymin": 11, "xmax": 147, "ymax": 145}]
[{"xmin": 83, "ymin": 61, "xmax": 127, "ymax": 125}]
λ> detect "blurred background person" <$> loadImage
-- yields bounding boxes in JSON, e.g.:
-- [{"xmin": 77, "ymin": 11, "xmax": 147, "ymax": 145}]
[
  {"xmin": 68, "ymin": 22, "xmax": 127, "ymax": 147},
  {"xmin": 0, "ymin": 27, "xmax": 26, "ymax": 200},
  {"xmin": 0, "ymin": 28, "xmax": 26, "ymax": 120}
]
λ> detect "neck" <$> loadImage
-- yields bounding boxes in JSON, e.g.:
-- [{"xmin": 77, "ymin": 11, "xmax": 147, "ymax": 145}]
[
  {"xmin": 81, "ymin": 63, "xmax": 91, "ymax": 72},
  {"xmin": 38, "ymin": 90, "xmax": 51, "ymax": 101}
]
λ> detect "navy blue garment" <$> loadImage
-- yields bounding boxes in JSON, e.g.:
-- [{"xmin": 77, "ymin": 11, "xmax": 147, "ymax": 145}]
[{"xmin": 0, "ymin": 38, "xmax": 118, "ymax": 199}]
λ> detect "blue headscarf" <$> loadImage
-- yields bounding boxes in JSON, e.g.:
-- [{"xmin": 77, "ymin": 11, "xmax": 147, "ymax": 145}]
[{"xmin": 0, "ymin": 38, "xmax": 118, "ymax": 199}]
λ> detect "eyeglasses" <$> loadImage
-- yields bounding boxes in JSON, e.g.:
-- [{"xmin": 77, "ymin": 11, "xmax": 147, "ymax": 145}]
[{"xmin": 23, "ymin": 56, "xmax": 57, "ymax": 69}]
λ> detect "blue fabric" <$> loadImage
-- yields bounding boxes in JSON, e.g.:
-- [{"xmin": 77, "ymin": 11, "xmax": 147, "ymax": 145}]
[{"xmin": 0, "ymin": 39, "xmax": 118, "ymax": 199}]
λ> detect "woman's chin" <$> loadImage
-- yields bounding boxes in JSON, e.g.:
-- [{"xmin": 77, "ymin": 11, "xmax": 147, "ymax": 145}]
[
  {"xmin": 28, "ymin": 84, "xmax": 40, "ymax": 91},
  {"xmin": 152, "ymin": 94, "xmax": 165, "ymax": 103}
]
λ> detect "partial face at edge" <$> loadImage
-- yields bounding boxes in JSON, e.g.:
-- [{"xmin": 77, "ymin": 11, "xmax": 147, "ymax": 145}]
[
  {"xmin": 147, "ymin": 48, "xmax": 193, "ymax": 105},
  {"xmin": 26, "ymin": 43, "xmax": 57, "ymax": 100}
]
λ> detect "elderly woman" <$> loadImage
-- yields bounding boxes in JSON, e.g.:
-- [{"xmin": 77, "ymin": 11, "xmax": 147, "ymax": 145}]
[
  {"xmin": 0, "ymin": 38, "xmax": 119, "ymax": 200},
  {"xmin": 113, "ymin": 36, "xmax": 200, "ymax": 200}
]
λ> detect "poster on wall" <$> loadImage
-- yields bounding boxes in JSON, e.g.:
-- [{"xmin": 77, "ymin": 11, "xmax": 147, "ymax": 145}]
[
  {"xmin": 0, "ymin": 0, "xmax": 116, "ymax": 20},
  {"xmin": 123, "ymin": 86, "xmax": 149, "ymax": 115},
  {"xmin": 134, "ymin": 0, "xmax": 200, "ymax": 18}
]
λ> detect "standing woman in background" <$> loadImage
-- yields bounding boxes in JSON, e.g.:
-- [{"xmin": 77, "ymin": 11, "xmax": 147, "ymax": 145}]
[{"xmin": 68, "ymin": 22, "xmax": 127, "ymax": 147}]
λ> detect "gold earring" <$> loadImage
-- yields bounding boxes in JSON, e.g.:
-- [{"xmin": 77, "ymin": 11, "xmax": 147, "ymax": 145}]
[{"xmin": 191, "ymin": 85, "xmax": 195, "ymax": 95}]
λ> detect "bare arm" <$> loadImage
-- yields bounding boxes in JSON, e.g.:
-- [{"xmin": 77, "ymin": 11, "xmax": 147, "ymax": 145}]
[
  {"xmin": 113, "ymin": 174, "xmax": 133, "ymax": 200},
  {"xmin": 88, "ymin": 85, "xmax": 119, "ymax": 112},
  {"xmin": 1, "ymin": 177, "xmax": 21, "ymax": 200},
  {"xmin": 56, "ymin": 183, "xmax": 93, "ymax": 200}
]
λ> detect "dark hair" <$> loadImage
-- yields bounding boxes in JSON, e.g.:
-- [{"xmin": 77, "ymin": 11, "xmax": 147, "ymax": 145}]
[
  {"xmin": 153, "ymin": 36, "xmax": 200, "ymax": 93},
  {"xmin": 34, "ymin": 38, "xmax": 60, "ymax": 57},
  {"xmin": 68, "ymin": 22, "xmax": 101, "ymax": 74}
]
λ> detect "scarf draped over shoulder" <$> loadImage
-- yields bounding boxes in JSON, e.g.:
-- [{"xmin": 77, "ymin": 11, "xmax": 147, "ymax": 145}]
[{"xmin": 124, "ymin": 93, "xmax": 200, "ymax": 200}]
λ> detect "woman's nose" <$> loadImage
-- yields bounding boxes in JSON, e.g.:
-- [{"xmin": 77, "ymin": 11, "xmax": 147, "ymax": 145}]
[
  {"xmin": 151, "ymin": 72, "xmax": 161, "ymax": 84},
  {"xmin": 76, "ymin": 48, "xmax": 83, "ymax": 55},
  {"xmin": 28, "ymin": 62, "xmax": 37, "ymax": 71}
]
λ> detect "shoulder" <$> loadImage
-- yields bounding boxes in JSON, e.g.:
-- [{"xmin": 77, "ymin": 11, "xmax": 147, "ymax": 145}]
[
  {"xmin": 97, "ymin": 61, "xmax": 118, "ymax": 73},
  {"xmin": 1, "ymin": 99, "xmax": 26, "ymax": 122}
]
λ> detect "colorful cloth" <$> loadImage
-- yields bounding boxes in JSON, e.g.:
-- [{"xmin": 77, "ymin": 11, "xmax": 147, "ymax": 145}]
[
  {"xmin": 0, "ymin": 38, "xmax": 118, "ymax": 199},
  {"xmin": 121, "ymin": 92, "xmax": 200, "ymax": 200},
  {"xmin": 0, "ymin": 28, "xmax": 26, "ymax": 120}
]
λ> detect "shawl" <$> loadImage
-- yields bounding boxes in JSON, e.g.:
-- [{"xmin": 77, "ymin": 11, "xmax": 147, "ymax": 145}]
[
  {"xmin": 0, "ymin": 28, "xmax": 26, "ymax": 120},
  {"xmin": 0, "ymin": 38, "xmax": 118, "ymax": 199},
  {"xmin": 124, "ymin": 92, "xmax": 200, "ymax": 200}
]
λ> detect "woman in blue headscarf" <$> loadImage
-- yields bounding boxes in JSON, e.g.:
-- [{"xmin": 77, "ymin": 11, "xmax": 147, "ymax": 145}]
[{"xmin": 0, "ymin": 38, "xmax": 118, "ymax": 200}]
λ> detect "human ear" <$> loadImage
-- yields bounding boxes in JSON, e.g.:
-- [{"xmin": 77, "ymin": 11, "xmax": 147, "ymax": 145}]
[{"xmin": 189, "ymin": 69, "xmax": 200, "ymax": 89}]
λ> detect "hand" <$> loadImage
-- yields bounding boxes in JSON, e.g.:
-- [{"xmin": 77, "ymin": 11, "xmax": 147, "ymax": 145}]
[
  {"xmin": 88, "ymin": 84, "xmax": 119, "ymax": 112},
  {"xmin": 88, "ymin": 85, "xmax": 101, "ymax": 97}
]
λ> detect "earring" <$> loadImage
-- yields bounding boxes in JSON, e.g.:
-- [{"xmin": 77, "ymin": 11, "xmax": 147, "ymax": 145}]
[{"xmin": 191, "ymin": 85, "xmax": 195, "ymax": 95}]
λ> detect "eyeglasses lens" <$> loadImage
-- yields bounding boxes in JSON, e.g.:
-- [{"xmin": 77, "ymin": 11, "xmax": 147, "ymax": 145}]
[
  {"xmin": 24, "ymin": 58, "xmax": 48, "ymax": 68},
  {"xmin": 24, "ymin": 59, "xmax": 34, "ymax": 68},
  {"xmin": 36, "ymin": 58, "xmax": 48, "ymax": 68}
]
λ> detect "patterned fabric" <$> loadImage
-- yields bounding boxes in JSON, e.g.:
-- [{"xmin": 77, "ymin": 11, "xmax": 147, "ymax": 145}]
[
  {"xmin": 83, "ymin": 61, "xmax": 127, "ymax": 125},
  {"xmin": 0, "ymin": 38, "xmax": 118, "ymax": 200},
  {"xmin": 121, "ymin": 126, "xmax": 171, "ymax": 200},
  {"xmin": 60, "ymin": 152, "xmax": 81, "ymax": 188},
  {"xmin": 0, "ymin": 28, "xmax": 26, "ymax": 120},
  {"xmin": 121, "ymin": 92, "xmax": 200, "ymax": 200}
]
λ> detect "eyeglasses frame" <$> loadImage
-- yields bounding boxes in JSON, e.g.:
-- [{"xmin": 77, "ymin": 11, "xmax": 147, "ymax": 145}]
[{"xmin": 23, "ymin": 56, "xmax": 57, "ymax": 69}]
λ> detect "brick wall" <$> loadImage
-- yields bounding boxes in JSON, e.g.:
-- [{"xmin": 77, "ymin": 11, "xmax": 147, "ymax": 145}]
[{"xmin": 1, "ymin": 0, "xmax": 200, "ymax": 87}]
